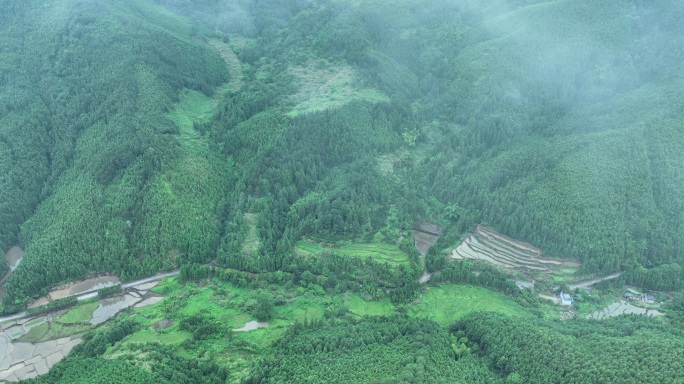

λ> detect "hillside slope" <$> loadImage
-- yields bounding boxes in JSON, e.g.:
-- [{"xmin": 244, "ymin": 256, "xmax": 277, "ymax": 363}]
[
  {"xmin": 2, "ymin": 0, "xmax": 684, "ymax": 306},
  {"xmin": 0, "ymin": 0, "xmax": 229, "ymax": 305}
]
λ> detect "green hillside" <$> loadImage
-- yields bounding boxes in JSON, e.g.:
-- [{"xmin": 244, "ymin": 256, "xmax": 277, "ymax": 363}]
[
  {"xmin": 3, "ymin": 0, "xmax": 684, "ymax": 382},
  {"xmin": 3, "ymin": 0, "xmax": 683, "ymax": 305},
  {"xmin": 0, "ymin": 0, "xmax": 229, "ymax": 304}
]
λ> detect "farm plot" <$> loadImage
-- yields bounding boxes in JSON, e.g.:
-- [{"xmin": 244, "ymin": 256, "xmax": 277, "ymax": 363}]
[
  {"xmin": 296, "ymin": 239, "xmax": 410, "ymax": 266},
  {"xmin": 408, "ymin": 285, "xmax": 532, "ymax": 325},
  {"xmin": 412, "ymin": 221, "xmax": 442, "ymax": 256},
  {"xmin": 451, "ymin": 225, "xmax": 579, "ymax": 275}
]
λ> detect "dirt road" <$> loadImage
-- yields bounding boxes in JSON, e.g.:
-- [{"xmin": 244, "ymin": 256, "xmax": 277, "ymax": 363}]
[{"xmin": 569, "ymin": 272, "xmax": 622, "ymax": 290}]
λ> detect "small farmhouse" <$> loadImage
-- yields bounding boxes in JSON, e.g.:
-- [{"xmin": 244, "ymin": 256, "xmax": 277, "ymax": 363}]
[{"xmin": 560, "ymin": 290, "xmax": 573, "ymax": 306}]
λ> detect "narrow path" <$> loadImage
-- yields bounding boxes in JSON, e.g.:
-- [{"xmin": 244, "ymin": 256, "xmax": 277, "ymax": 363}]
[
  {"xmin": 568, "ymin": 272, "xmax": 622, "ymax": 290},
  {"xmin": 121, "ymin": 270, "xmax": 179, "ymax": 289},
  {"xmin": 0, "ymin": 312, "xmax": 27, "ymax": 324},
  {"xmin": 539, "ymin": 294, "xmax": 561, "ymax": 304}
]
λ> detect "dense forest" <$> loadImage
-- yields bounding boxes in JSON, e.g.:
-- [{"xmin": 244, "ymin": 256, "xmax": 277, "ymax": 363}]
[
  {"xmin": 2, "ymin": 0, "xmax": 684, "ymax": 305},
  {"xmin": 245, "ymin": 313, "xmax": 684, "ymax": 384},
  {"xmin": 1, "ymin": 0, "xmax": 229, "ymax": 305},
  {"xmin": 452, "ymin": 312, "xmax": 684, "ymax": 383},
  {"xmin": 246, "ymin": 316, "xmax": 502, "ymax": 383},
  {"xmin": 2, "ymin": 0, "xmax": 684, "ymax": 382}
]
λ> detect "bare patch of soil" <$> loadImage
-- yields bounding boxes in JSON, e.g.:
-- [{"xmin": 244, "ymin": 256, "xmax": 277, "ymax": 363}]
[
  {"xmin": 242, "ymin": 213, "xmax": 260, "ymax": 256},
  {"xmin": 412, "ymin": 222, "xmax": 443, "ymax": 256},
  {"xmin": 4, "ymin": 247, "xmax": 24, "ymax": 271},
  {"xmin": 233, "ymin": 320, "xmax": 269, "ymax": 332},
  {"xmin": 152, "ymin": 319, "xmax": 174, "ymax": 329}
]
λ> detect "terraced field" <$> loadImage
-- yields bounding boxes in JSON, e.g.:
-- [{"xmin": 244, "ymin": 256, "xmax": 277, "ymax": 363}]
[
  {"xmin": 451, "ymin": 226, "xmax": 579, "ymax": 275},
  {"xmin": 295, "ymin": 240, "xmax": 410, "ymax": 266}
]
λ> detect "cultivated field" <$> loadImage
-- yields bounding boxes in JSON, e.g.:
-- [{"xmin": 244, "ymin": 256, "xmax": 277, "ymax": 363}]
[
  {"xmin": 451, "ymin": 225, "xmax": 579, "ymax": 276},
  {"xmin": 588, "ymin": 300, "xmax": 664, "ymax": 319},
  {"xmin": 407, "ymin": 285, "xmax": 532, "ymax": 325},
  {"xmin": 296, "ymin": 239, "xmax": 410, "ymax": 266}
]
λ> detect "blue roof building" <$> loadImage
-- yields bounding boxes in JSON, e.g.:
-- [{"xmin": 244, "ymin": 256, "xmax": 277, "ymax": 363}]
[{"xmin": 560, "ymin": 290, "xmax": 573, "ymax": 306}]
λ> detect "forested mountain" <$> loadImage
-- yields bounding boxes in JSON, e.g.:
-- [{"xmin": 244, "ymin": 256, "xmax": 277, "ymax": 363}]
[
  {"xmin": 453, "ymin": 312, "xmax": 684, "ymax": 383},
  {"xmin": 2, "ymin": 0, "xmax": 684, "ymax": 307},
  {"xmin": 167, "ymin": 0, "xmax": 684, "ymax": 281},
  {"xmin": 2, "ymin": 1, "xmax": 684, "ymax": 381},
  {"xmin": 1, "ymin": 0, "xmax": 229, "ymax": 304}
]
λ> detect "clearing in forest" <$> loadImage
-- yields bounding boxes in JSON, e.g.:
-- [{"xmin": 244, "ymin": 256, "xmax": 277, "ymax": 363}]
[
  {"xmin": 166, "ymin": 88, "xmax": 214, "ymax": 152},
  {"xmin": 208, "ymin": 38, "xmax": 244, "ymax": 94},
  {"xmin": 451, "ymin": 225, "xmax": 580, "ymax": 276},
  {"xmin": 412, "ymin": 221, "xmax": 443, "ymax": 256},
  {"xmin": 0, "ymin": 246, "xmax": 24, "ymax": 287},
  {"xmin": 242, "ymin": 213, "xmax": 261, "ymax": 256},
  {"xmin": 287, "ymin": 59, "xmax": 388, "ymax": 116},
  {"xmin": 3, "ymin": 246, "xmax": 23, "ymax": 272}
]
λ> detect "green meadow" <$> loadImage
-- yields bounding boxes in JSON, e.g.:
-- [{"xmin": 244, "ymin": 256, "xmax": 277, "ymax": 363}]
[{"xmin": 408, "ymin": 284, "xmax": 532, "ymax": 325}]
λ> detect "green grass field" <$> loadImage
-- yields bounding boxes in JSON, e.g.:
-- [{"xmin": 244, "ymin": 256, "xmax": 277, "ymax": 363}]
[
  {"xmin": 274, "ymin": 295, "xmax": 326, "ymax": 324},
  {"xmin": 408, "ymin": 285, "xmax": 532, "ymax": 325},
  {"xmin": 125, "ymin": 328, "xmax": 191, "ymax": 345},
  {"xmin": 549, "ymin": 266, "xmax": 582, "ymax": 284},
  {"xmin": 100, "ymin": 275, "xmax": 540, "ymax": 382},
  {"xmin": 119, "ymin": 278, "xmax": 331, "ymax": 372},
  {"xmin": 19, "ymin": 322, "xmax": 50, "ymax": 343},
  {"xmin": 346, "ymin": 294, "xmax": 395, "ymax": 317},
  {"xmin": 151, "ymin": 276, "xmax": 181, "ymax": 294},
  {"xmin": 19, "ymin": 321, "xmax": 92, "ymax": 343},
  {"xmin": 296, "ymin": 239, "xmax": 410, "ymax": 266},
  {"xmin": 179, "ymin": 287, "xmax": 230, "ymax": 318},
  {"xmin": 57, "ymin": 302, "xmax": 100, "ymax": 324},
  {"xmin": 91, "ymin": 274, "xmax": 545, "ymax": 384},
  {"xmin": 23, "ymin": 316, "xmax": 47, "ymax": 328},
  {"xmin": 167, "ymin": 88, "xmax": 214, "ymax": 132}
]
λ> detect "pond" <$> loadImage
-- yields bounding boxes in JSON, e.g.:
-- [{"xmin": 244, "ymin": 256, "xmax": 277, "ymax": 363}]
[{"xmin": 233, "ymin": 320, "xmax": 269, "ymax": 332}]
